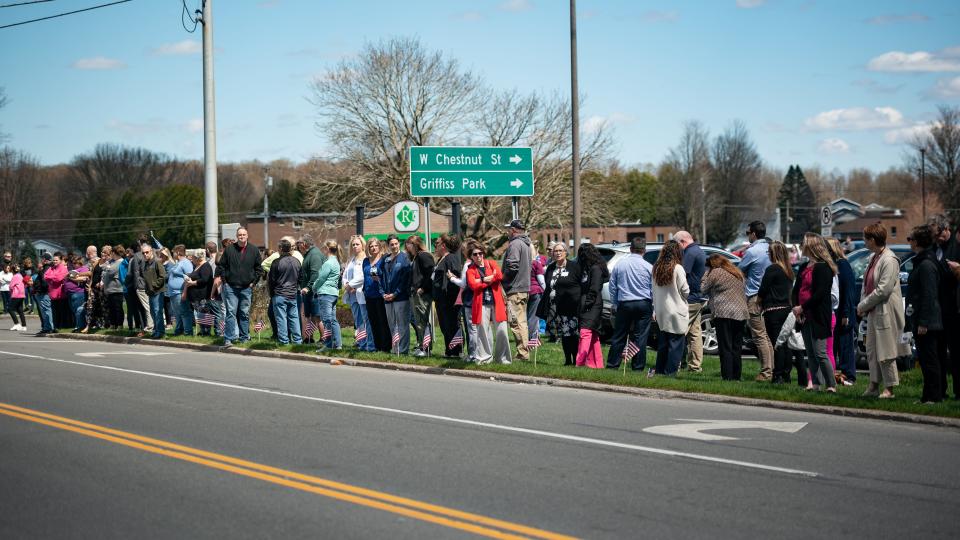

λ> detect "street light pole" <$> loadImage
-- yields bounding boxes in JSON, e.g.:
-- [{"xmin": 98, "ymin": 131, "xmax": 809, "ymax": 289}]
[
  {"xmin": 200, "ymin": 0, "xmax": 219, "ymax": 245},
  {"xmin": 263, "ymin": 172, "xmax": 272, "ymax": 248},
  {"xmin": 569, "ymin": 0, "xmax": 581, "ymax": 251}
]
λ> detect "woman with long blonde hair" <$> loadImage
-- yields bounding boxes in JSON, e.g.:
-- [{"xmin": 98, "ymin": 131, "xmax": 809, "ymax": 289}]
[
  {"xmin": 362, "ymin": 237, "xmax": 391, "ymax": 352},
  {"xmin": 791, "ymin": 233, "xmax": 837, "ymax": 392},
  {"xmin": 826, "ymin": 236, "xmax": 857, "ymax": 385},
  {"xmin": 343, "ymin": 235, "xmax": 373, "ymax": 351}
]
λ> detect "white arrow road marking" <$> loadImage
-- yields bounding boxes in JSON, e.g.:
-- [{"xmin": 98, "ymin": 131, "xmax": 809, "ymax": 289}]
[
  {"xmin": 642, "ymin": 419, "xmax": 808, "ymax": 441},
  {"xmin": 510, "ymin": 178, "xmax": 523, "ymax": 188},
  {"xmin": 76, "ymin": 352, "xmax": 176, "ymax": 358},
  {"xmin": 509, "ymin": 154, "xmax": 522, "ymax": 164}
]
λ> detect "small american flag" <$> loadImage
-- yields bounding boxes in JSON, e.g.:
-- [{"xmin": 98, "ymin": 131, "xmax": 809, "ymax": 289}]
[
  {"xmin": 623, "ymin": 339, "xmax": 641, "ymax": 361},
  {"xmin": 254, "ymin": 319, "xmax": 265, "ymax": 333},
  {"xmin": 392, "ymin": 330, "xmax": 400, "ymax": 347},
  {"xmin": 422, "ymin": 332, "xmax": 432, "ymax": 349},
  {"xmin": 322, "ymin": 327, "xmax": 332, "ymax": 340},
  {"xmin": 447, "ymin": 328, "xmax": 463, "ymax": 349},
  {"xmin": 303, "ymin": 319, "xmax": 315, "ymax": 340},
  {"xmin": 197, "ymin": 311, "xmax": 215, "ymax": 326},
  {"xmin": 355, "ymin": 326, "xmax": 367, "ymax": 343},
  {"xmin": 218, "ymin": 317, "xmax": 225, "ymax": 335},
  {"xmin": 527, "ymin": 335, "xmax": 541, "ymax": 348}
]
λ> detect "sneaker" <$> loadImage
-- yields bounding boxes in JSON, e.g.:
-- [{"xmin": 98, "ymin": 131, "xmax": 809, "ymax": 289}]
[
  {"xmin": 842, "ymin": 379, "xmax": 855, "ymax": 386},
  {"xmin": 413, "ymin": 349, "xmax": 427, "ymax": 358},
  {"xmin": 19, "ymin": 326, "xmax": 27, "ymax": 333},
  {"xmin": 646, "ymin": 368, "xmax": 656, "ymax": 379},
  {"xmin": 9, "ymin": 324, "xmax": 22, "ymax": 331},
  {"xmin": 222, "ymin": 340, "xmax": 233, "ymax": 348}
]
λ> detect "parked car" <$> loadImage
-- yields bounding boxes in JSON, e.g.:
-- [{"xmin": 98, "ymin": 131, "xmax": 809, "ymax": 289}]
[{"xmin": 596, "ymin": 242, "xmax": 741, "ymax": 355}]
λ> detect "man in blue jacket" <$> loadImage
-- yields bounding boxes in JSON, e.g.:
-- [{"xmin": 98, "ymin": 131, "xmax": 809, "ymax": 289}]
[{"xmin": 383, "ymin": 234, "xmax": 412, "ymax": 354}]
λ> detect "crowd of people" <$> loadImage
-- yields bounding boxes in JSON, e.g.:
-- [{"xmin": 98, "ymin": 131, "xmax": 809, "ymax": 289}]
[{"xmin": 3, "ymin": 214, "xmax": 960, "ymax": 402}]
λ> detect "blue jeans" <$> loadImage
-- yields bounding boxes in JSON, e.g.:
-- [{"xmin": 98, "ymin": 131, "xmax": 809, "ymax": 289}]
[
  {"xmin": 272, "ymin": 295, "xmax": 302, "ymax": 345},
  {"xmin": 526, "ymin": 293, "xmax": 542, "ymax": 340},
  {"xmin": 68, "ymin": 292, "xmax": 86, "ymax": 330},
  {"xmin": 149, "ymin": 294, "xmax": 165, "ymax": 337},
  {"xmin": 606, "ymin": 299, "xmax": 653, "ymax": 370},
  {"xmin": 350, "ymin": 301, "xmax": 375, "ymax": 351},
  {"xmin": 38, "ymin": 294, "xmax": 54, "ymax": 332},
  {"xmin": 168, "ymin": 294, "xmax": 184, "ymax": 334},
  {"xmin": 318, "ymin": 294, "xmax": 341, "ymax": 348},
  {"xmin": 178, "ymin": 295, "xmax": 195, "ymax": 335},
  {"xmin": 222, "ymin": 285, "xmax": 252, "ymax": 342}
]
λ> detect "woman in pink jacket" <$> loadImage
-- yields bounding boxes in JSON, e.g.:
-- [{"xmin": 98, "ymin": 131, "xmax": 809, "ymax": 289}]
[{"xmin": 8, "ymin": 264, "xmax": 27, "ymax": 331}]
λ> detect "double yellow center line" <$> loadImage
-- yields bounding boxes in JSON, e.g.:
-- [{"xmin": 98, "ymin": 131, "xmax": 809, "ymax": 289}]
[{"xmin": 0, "ymin": 401, "xmax": 575, "ymax": 540}]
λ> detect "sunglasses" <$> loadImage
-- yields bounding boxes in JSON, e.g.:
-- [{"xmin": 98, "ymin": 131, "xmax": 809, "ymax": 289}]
[{"xmin": 471, "ymin": 252, "xmax": 484, "ymax": 257}]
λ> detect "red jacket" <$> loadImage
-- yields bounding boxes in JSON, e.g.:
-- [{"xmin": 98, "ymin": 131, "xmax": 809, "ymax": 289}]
[{"xmin": 466, "ymin": 259, "xmax": 506, "ymax": 324}]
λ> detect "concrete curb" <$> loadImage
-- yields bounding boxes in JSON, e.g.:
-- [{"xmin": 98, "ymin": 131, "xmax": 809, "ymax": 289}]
[{"xmin": 47, "ymin": 333, "xmax": 960, "ymax": 429}]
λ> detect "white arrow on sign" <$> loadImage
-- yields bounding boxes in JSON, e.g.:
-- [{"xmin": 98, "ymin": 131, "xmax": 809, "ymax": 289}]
[
  {"xmin": 509, "ymin": 154, "xmax": 522, "ymax": 165},
  {"xmin": 510, "ymin": 178, "xmax": 524, "ymax": 188},
  {"xmin": 76, "ymin": 352, "xmax": 175, "ymax": 358},
  {"xmin": 642, "ymin": 419, "xmax": 807, "ymax": 441}
]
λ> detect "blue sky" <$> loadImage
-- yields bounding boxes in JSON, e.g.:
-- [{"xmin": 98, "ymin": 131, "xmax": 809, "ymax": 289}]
[{"xmin": 1, "ymin": 0, "xmax": 958, "ymax": 173}]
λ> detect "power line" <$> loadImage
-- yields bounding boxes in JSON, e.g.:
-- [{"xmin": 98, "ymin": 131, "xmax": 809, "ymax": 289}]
[
  {"xmin": 0, "ymin": 0, "xmax": 131, "ymax": 30},
  {"xmin": 0, "ymin": 211, "xmax": 247, "ymax": 224},
  {"xmin": 180, "ymin": 0, "xmax": 198, "ymax": 33},
  {"xmin": 0, "ymin": 0, "xmax": 55, "ymax": 8}
]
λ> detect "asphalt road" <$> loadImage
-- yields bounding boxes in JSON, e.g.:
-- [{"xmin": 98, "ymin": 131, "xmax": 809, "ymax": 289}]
[{"xmin": 1, "ymin": 331, "xmax": 957, "ymax": 539}]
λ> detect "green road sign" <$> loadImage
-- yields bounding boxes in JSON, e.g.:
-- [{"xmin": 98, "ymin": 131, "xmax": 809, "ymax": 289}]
[{"xmin": 409, "ymin": 146, "xmax": 534, "ymax": 197}]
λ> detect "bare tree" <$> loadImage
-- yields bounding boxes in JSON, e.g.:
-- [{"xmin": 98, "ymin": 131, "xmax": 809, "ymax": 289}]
[
  {"xmin": 468, "ymin": 90, "xmax": 612, "ymax": 240},
  {"xmin": 306, "ymin": 37, "xmax": 482, "ymax": 211},
  {"xmin": 68, "ymin": 144, "xmax": 196, "ymax": 206},
  {"xmin": 909, "ymin": 105, "xmax": 960, "ymax": 220},
  {"xmin": 710, "ymin": 120, "xmax": 762, "ymax": 245},
  {"xmin": 659, "ymin": 121, "xmax": 711, "ymax": 235},
  {"xmin": 0, "ymin": 148, "xmax": 42, "ymax": 248}
]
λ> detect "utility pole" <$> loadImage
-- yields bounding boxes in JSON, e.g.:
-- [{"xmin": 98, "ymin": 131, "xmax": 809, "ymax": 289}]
[
  {"xmin": 700, "ymin": 172, "xmax": 707, "ymax": 243},
  {"xmin": 262, "ymin": 171, "xmax": 273, "ymax": 248},
  {"xmin": 200, "ymin": 0, "xmax": 219, "ymax": 245},
  {"xmin": 569, "ymin": 0, "xmax": 581, "ymax": 251},
  {"xmin": 920, "ymin": 147, "xmax": 927, "ymax": 220},
  {"xmin": 784, "ymin": 199, "xmax": 791, "ymax": 244}
]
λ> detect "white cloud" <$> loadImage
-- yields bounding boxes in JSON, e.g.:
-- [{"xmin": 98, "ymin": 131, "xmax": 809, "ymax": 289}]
[
  {"xmin": 583, "ymin": 112, "xmax": 634, "ymax": 134},
  {"xmin": 932, "ymin": 76, "xmax": 960, "ymax": 98},
  {"xmin": 817, "ymin": 138, "xmax": 850, "ymax": 154},
  {"xmin": 499, "ymin": 0, "xmax": 532, "ymax": 12},
  {"xmin": 736, "ymin": 0, "xmax": 766, "ymax": 8},
  {"xmin": 804, "ymin": 107, "xmax": 904, "ymax": 131},
  {"xmin": 152, "ymin": 40, "xmax": 202, "ymax": 56},
  {"xmin": 640, "ymin": 11, "xmax": 678, "ymax": 23},
  {"xmin": 867, "ymin": 49, "xmax": 960, "ymax": 72},
  {"xmin": 185, "ymin": 118, "xmax": 204, "ymax": 134},
  {"xmin": 71, "ymin": 56, "xmax": 126, "ymax": 70},
  {"xmin": 884, "ymin": 123, "xmax": 932, "ymax": 145},
  {"xmin": 452, "ymin": 11, "xmax": 483, "ymax": 22},
  {"xmin": 864, "ymin": 13, "xmax": 928, "ymax": 25}
]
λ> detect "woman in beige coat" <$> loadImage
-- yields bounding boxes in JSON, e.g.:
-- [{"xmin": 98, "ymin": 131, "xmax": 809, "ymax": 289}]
[{"xmin": 857, "ymin": 223, "xmax": 909, "ymax": 399}]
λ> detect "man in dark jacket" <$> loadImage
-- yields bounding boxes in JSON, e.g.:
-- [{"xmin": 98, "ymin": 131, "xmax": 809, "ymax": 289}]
[
  {"xmin": 928, "ymin": 215, "xmax": 960, "ymax": 399},
  {"xmin": 216, "ymin": 227, "xmax": 263, "ymax": 346},
  {"xmin": 127, "ymin": 234, "xmax": 152, "ymax": 332},
  {"xmin": 268, "ymin": 238, "xmax": 303, "ymax": 345},
  {"xmin": 675, "ymin": 231, "xmax": 706, "ymax": 372},
  {"xmin": 142, "ymin": 243, "xmax": 167, "ymax": 339},
  {"xmin": 502, "ymin": 220, "xmax": 531, "ymax": 361},
  {"xmin": 407, "ymin": 235, "xmax": 435, "ymax": 357}
]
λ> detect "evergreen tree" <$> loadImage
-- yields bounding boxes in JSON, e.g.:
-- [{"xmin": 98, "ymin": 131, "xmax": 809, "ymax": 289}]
[{"xmin": 778, "ymin": 165, "xmax": 817, "ymax": 243}]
